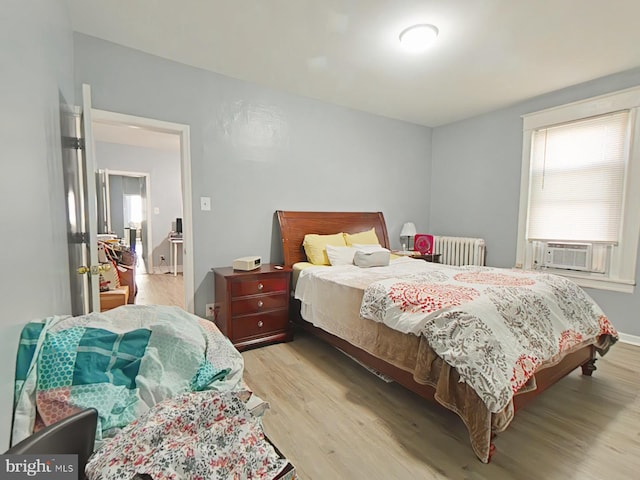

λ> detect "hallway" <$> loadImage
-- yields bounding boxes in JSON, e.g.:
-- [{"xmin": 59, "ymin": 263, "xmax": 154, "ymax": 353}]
[
  {"xmin": 134, "ymin": 271, "xmax": 184, "ymax": 308},
  {"xmin": 133, "ymin": 244, "xmax": 184, "ymax": 308}
]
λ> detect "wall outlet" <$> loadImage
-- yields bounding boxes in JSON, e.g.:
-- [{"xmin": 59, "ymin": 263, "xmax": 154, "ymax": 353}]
[
  {"xmin": 160, "ymin": 255, "xmax": 166, "ymax": 261},
  {"xmin": 205, "ymin": 303, "xmax": 216, "ymax": 317}
]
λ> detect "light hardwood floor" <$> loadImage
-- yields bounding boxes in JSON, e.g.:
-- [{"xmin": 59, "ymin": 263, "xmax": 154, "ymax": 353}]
[
  {"xmin": 133, "ymin": 271, "xmax": 184, "ymax": 307},
  {"xmin": 242, "ymin": 332, "xmax": 640, "ymax": 480}
]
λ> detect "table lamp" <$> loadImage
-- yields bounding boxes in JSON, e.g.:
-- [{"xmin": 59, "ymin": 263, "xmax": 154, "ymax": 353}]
[{"xmin": 400, "ymin": 222, "xmax": 417, "ymax": 251}]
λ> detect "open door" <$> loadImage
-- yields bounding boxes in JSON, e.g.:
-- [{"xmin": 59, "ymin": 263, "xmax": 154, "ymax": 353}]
[{"xmin": 61, "ymin": 84, "xmax": 101, "ymax": 315}]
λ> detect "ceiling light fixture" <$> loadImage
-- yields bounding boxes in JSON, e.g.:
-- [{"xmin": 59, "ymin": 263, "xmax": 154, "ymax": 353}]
[{"xmin": 399, "ymin": 24, "xmax": 439, "ymax": 52}]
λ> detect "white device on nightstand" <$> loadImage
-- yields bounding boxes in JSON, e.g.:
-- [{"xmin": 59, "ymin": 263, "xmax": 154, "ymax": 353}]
[{"xmin": 232, "ymin": 256, "xmax": 262, "ymax": 271}]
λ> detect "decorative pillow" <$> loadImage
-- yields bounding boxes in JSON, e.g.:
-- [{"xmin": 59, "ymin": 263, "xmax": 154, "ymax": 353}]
[
  {"xmin": 344, "ymin": 228, "xmax": 380, "ymax": 246},
  {"xmin": 353, "ymin": 249, "xmax": 390, "ymax": 268},
  {"xmin": 351, "ymin": 243, "xmax": 401, "ymax": 260},
  {"xmin": 325, "ymin": 245, "xmax": 357, "ymax": 266},
  {"xmin": 303, "ymin": 233, "xmax": 347, "ymax": 265}
]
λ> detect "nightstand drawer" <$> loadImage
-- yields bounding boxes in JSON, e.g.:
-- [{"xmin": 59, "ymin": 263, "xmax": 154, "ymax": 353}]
[
  {"xmin": 231, "ymin": 277, "xmax": 287, "ymax": 297},
  {"xmin": 233, "ymin": 310, "xmax": 289, "ymax": 340},
  {"xmin": 231, "ymin": 293, "xmax": 288, "ymax": 316}
]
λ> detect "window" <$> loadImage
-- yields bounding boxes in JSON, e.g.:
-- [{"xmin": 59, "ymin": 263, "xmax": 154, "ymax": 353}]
[
  {"xmin": 516, "ymin": 87, "xmax": 640, "ymax": 293},
  {"xmin": 124, "ymin": 194, "xmax": 143, "ymax": 229}
]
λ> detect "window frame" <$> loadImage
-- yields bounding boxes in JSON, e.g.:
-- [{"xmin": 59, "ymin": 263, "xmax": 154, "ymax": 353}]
[{"xmin": 516, "ymin": 86, "xmax": 640, "ymax": 293}]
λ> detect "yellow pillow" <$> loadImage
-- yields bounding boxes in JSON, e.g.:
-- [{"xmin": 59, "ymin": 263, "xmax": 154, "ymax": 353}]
[
  {"xmin": 344, "ymin": 228, "xmax": 380, "ymax": 246},
  {"xmin": 303, "ymin": 233, "xmax": 347, "ymax": 265}
]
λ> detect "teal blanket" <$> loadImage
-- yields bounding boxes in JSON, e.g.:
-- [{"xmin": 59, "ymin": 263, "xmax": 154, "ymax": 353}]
[{"xmin": 12, "ymin": 305, "xmax": 244, "ymax": 445}]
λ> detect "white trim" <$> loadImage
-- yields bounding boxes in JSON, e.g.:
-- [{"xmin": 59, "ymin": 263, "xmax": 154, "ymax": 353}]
[
  {"xmin": 515, "ymin": 129, "xmax": 533, "ymax": 269},
  {"xmin": 105, "ymin": 171, "xmax": 112, "ymax": 233},
  {"xmin": 522, "ymin": 84, "xmax": 640, "ymax": 130},
  {"xmin": 91, "ymin": 109, "xmax": 195, "ymax": 313},
  {"xmin": 105, "ymin": 168, "xmax": 149, "ymax": 177},
  {"xmin": 82, "ymin": 85, "xmax": 101, "ymax": 313},
  {"xmin": 179, "ymin": 125, "xmax": 195, "ymax": 313},
  {"xmin": 618, "ymin": 332, "xmax": 640, "ymax": 347},
  {"xmin": 143, "ymin": 174, "xmax": 153, "ymax": 274},
  {"xmin": 563, "ymin": 275, "xmax": 634, "ymax": 294}
]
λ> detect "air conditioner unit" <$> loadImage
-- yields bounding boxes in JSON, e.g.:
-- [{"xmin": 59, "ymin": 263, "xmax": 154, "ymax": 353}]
[{"xmin": 543, "ymin": 242, "xmax": 592, "ymax": 271}]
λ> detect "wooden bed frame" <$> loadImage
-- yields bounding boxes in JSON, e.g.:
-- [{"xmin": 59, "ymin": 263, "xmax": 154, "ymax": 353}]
[{"xmin": 276, "ymin": 210, "xmax": 597, "ymax": 461}]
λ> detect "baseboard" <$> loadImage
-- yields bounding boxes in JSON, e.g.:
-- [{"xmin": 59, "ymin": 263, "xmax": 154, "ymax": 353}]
[
  {"xmin": 618, "ymin": 332, "xmax": 640, "ymax": 346},
  {"xmin": 152, "ymin": 266, "xmax": 183, "ymax": 275}
]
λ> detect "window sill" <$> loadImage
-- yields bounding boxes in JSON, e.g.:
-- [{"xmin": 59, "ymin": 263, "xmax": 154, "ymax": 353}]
[{"xmin": 532, "ymin": 268, "xmax": 635, "ymax": 293}]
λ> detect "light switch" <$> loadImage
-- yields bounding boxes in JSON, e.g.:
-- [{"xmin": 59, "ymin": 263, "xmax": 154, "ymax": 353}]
[
  {"xmin": 154, "ymin": 207, "xmax": 160, "ymax": 215},
  {"xmin": 200, "ymin": 196, "xmax": 211, "ymax": 211}
]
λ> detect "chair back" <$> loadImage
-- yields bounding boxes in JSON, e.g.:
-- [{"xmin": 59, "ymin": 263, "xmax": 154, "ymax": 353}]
[{"xmin": 6, "ymin": 409, "xmax": 98, "ymax": 480}]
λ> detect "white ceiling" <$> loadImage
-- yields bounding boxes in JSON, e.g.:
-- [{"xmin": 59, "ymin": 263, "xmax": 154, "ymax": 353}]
[{"xmin": 69, "ymin": 0, "xmax": 640, "ymax": 127}]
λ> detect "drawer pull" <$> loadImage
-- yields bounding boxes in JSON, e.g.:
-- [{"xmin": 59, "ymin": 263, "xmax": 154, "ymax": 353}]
[
  {"xmin": 257, "ymin": 283, "xmax": 264, "ymax": 291},
  {"xmin": 257, "ymin": 320, "xmax": 264, "ymax": 328},
  {"xmin": 257, "ymin": 300, "xmax": 264, "ymax": 308}
]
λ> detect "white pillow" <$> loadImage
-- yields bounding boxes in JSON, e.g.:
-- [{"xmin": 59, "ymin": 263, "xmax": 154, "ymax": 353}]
[
  {"xmin": 352, "ymin": 244, "xmax": 389, "ymax": 253},
  {"xmin": 325, "ymin": 245, "xmax": 358, "ymax": 266}
]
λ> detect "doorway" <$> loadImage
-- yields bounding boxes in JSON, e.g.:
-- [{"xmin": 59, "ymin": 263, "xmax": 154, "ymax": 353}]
[
  {"xmin": 90, "ymin": 110, "xmax": 194, "ymax": 312},
  {"xmin": 98, "ymin": 170, "xmax": 151, "ymax": 267}
]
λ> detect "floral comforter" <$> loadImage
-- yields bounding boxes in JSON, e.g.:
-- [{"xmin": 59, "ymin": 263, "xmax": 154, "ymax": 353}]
[
  {"xmin": 86, "ymin": 390, "xmax": 292, "ymax": 480},
  {"xmin": 359, "ymin": 261, "xmax": 618, "ymax": 413}
]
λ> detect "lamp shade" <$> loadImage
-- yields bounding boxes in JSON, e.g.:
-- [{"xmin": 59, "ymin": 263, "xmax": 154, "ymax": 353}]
[{"xmin": 400, "ymin": 222, "xmax": 417, "ymax": 237}]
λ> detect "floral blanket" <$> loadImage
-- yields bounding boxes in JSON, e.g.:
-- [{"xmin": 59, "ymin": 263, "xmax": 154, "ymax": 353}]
[
  {"xmin": 360, "ymin": 262, "xmax": 618, "ymax": 413},
  {"xmin": 12, "ymin": 305, "xmax": 244, "ymax": 445},
  {"xmin": 86, "ymin": 390, "xmax": 293, "ymax": 480}
]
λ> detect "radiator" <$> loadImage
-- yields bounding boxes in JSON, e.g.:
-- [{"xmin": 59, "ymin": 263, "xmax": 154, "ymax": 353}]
[{"xmin": 433, "ymin": 236, "xmax": 486, "ymax": 266}]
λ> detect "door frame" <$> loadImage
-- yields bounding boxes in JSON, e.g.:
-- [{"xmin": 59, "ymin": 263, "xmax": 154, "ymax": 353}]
[{"xmin": 91, "ymin": 109, "xmax": 195, "ymax": 313}]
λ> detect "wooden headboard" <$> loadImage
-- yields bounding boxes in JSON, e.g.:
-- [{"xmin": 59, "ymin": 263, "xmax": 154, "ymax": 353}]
[{"xmin": 276, "ymin": 211, "xmax": 390, "ymax": 267}]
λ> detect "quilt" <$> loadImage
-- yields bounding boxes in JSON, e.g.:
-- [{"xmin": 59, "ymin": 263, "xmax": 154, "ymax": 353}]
[
  {"xmin": 12, "ymin": 305, "xmax": 244, "ymax": 445},
  {"xmin": 360, "ymin": 263, "xmax": 618, "ymax": 413}
]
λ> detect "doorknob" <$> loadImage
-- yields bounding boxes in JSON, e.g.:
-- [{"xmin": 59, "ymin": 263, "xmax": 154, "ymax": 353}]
[{"xmin": 76, "ymin": 264, "xmax": 110, "ymax": 275}]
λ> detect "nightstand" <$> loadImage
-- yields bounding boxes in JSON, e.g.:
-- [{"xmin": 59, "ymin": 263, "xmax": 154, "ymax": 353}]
[
  {"xmin": 392, "ymin": 251, "xmax": 442, "ymax": 263},
  {"xmin": 410, "ymin": 253, "xmax": 442, "ymax": 263},
  {"xmin": 213, "ymin": 264, "xmax": 292, "ymax": 351}
]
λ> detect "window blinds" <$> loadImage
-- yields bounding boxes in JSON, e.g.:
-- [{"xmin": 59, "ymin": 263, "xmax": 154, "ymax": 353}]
[{"xmin": 527, "ymin": 111, "xmax": 629, "ymax": 243}]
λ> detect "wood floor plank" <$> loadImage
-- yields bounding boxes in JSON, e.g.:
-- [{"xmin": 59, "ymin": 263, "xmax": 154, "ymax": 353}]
[
  {"xmin": 133, "ymin": 271, "xmax": 184, "ymax": 308},
  {"xmin": 242, "ymin": 332, "xmax": 640, "ymax": 480}
]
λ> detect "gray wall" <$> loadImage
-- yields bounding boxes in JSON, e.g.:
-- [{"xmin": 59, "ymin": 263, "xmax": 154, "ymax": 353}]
[
  {"xmin": 0, "ymin": 0, "xmax": 74, "ymax": 449},
  {"xmin": 431, "ymin": 68, "xmax": 640, "ymax": 337},
  {"xmin": 74, "ymin": 33, "xmax": 432, "ymax": 316},
  {"xmin": 108, "ymin": 174, "xmax": 125, "ymax": 238},
  {"xmin": 96, "ymin": 142, "xmax": 182, "ymax": 269}
]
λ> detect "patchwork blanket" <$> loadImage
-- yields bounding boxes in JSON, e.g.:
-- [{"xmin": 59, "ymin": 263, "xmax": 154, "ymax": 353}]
[
  {"xmin": 360, "ymin": 263, "xmax": 618, "ymax": 413},
  {"xmin": 12, "ymin": 305, "xmax": 244, "ymax": 444}
]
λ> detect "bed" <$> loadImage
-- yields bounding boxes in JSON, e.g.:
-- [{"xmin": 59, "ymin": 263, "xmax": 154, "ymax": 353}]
[
  {"xmin": 12, "ymin": 304, "xmax": 296, "ymax": 480},
  {"xmin": 276, "ymin": 210, "xmax": 618, "ymax": 463}
]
